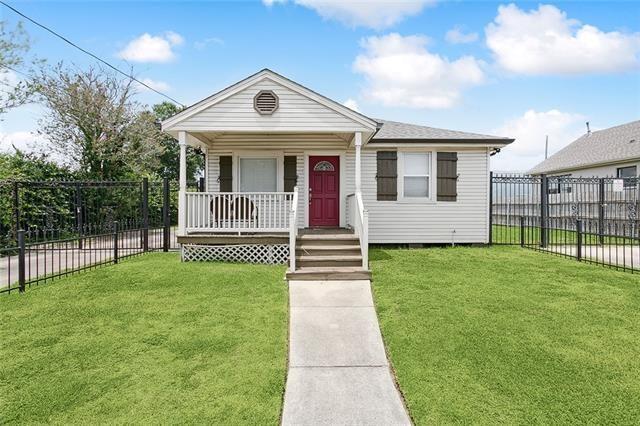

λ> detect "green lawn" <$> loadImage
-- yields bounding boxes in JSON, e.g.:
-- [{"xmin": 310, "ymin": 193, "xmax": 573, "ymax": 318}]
[
  {"xmin": 371, "ymin": 246, "xmax": 640, "ymax": 424},
  {"xmin": 0, "ymin": 253, "xmax": 288, "ymax": 424},
  {"xmin": 492, "ymin": 224, "xmax": 637, "ymax": 246}
]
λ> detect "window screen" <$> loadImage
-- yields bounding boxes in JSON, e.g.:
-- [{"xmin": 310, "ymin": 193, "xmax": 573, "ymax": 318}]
[{"xmin": 239, "ymin": 158, "xmax": 277, "ymax": 192}]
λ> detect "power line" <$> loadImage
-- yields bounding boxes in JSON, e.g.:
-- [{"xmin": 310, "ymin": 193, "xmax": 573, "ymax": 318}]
[
  {"xmin": 0, "ymin": 1, "xmax": 186, "ymax": 107},
  {"xmin": 0, "ymin": 63, "xmax": 30, "ymax": 80}
]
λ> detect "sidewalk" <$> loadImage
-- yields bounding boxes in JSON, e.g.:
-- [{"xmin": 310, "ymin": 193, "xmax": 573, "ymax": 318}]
[{"xmin": 282, "ymin": 280, "xmax": 411, "ymax": 425}]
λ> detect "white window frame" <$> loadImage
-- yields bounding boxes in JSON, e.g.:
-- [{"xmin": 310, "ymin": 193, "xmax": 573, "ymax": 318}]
[
  {"xmin": 234, "ymin": 152, "xmax": 284, "ymax": 193},
  {"xmin": 398, "ymin": 150, "xmax": 436, "ymax": 203}
]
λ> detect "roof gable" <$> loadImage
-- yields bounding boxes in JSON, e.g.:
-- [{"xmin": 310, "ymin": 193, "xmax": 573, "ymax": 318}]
[{"xmin": 162, "ymin": 69, "xmax": 378, "ymax": 133}]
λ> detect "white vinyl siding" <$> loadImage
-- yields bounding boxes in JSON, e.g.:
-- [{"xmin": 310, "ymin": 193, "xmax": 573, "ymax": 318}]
[
  {"xmin": 209, "ymin": 146, "xmax": 490, "ymax": 243},
  {"xmin": 176, "ymin": 79, "xmax": 370, "ymax": 133},
  {"xmin": 347, "ymin": 149, "xmax": 490, "ymax": 244}
]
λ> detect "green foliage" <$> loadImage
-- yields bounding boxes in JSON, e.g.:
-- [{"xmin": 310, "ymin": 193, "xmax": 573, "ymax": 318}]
[
  {"xmin": 34, "ymin": 64, "xmax": 163, "ymax": 181},
  {"xmin": 0, "ymin": 150, "xmax": 74, "ymax": 181},
  {"xmin": 0, "ymin": 151, "xmax": 76, "ymax": 245},
  {"xmin": 371, "ymin": 246, "xmax": 640, "ymax": 424},
  {"xmin": 0, "ymin": 254, "xmax": 288, "ymax": 424},
  {"xmin": 152, "ymin": 101, "xmax": 204, "ymax": 182}
]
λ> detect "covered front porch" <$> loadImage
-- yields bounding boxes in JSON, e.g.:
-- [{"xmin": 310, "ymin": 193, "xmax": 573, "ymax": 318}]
[
  {"xmin": 173, "ymin": 130, "xmax": 370, "ymax": 272},
  {"xmin": 161, "ymin": 69, "xmax": 378, "ymax": 272}
]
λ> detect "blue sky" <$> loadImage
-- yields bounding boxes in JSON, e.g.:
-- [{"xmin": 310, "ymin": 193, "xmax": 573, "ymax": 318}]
[{"xmin": 1, "ymin": 0, "xmax": 639, "ymax": 171}]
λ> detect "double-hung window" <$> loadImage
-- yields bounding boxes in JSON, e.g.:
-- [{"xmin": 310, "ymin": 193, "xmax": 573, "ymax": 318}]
[
  {"xmin": 402, "ymin": 152, "xmax": 431, "ymax": 198},
  {"xmin": 238, "ymin": 158, "xmax": 278, "ymax": 192}
]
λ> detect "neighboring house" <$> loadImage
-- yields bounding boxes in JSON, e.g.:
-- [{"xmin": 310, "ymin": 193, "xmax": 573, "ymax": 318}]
[
  {"xmin": 529, "ymin": 120, "xmax": 640, "ymax": 180},
  {"xmin": 162, "ymin": 69, "xmax": 513, "ymax": 278}
]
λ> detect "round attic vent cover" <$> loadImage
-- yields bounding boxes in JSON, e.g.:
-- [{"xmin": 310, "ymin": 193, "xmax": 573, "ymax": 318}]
[{"xmin": 254, "ymin": 90, "xmax": 279, "ymax": 115}]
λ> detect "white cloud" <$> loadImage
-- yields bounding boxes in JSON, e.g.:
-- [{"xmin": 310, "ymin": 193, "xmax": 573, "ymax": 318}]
[
  {"xmin": 490, "ymin": 109, "xmax": 586, "ymax": 172},
  {"xmin": 0, "ymin": 131, "xmax": 44, "ymax": 153},
  {"xmin": 486, "ymin": 4, "xmax": 640, "ymax": 75},
  {"xmin": 136, "ymin": 78, "xmax": 171, "ymax": 92},
  {"xmin": 164, "ymin": 31, "xmax": 184, "ymax": 46},
  {"xmin": 343, "ymin": 98, "xmax": 360, "ymax": 112},
  {"xmin": 194, "ymin": 37, "xmax": 224, "ymax": 50},
  {"xmin": 264, "ymin": 0, "xmax": 434, "ymax": 29},
  {"xmin": 445, "ymin": 26, "xmax": 478, "ymax": 44},
  {"xmin": 118, "ymin": 31, "xmax": 184, "ymax": 63},
  {"xmin": 353, "ymin": 33, "xmax": 485, "ymax": 109}
]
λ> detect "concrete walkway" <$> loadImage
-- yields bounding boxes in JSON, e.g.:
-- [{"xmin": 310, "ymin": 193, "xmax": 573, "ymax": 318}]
[{"xmin": 282, "ymin": 280, "xmax": 411, "ymax": 425}]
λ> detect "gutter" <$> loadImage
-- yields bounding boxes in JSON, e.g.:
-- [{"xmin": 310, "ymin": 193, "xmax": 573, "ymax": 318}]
[{"xmin": 530, "ymin": 156, "xmax": 640, "ymax": 176}]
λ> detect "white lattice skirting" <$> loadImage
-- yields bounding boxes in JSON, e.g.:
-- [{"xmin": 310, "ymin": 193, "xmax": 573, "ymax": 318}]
[{"xmin": 182, "ymin": 244, "xmax": 290, "ymax": 265}]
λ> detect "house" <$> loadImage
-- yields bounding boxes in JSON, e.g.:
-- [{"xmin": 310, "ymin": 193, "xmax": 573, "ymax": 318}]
[
  {"xmin": 529, "ymin": 120, "xmax": 640, "ymax": 180},
  {"xmin": 162, "ymin": 69, "xmax": 513, "ymax": 279}
]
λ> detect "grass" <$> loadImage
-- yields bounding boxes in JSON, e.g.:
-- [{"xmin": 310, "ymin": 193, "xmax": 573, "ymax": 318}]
[
  {"xmin": 371, "ymin": 246, "xmax": 640, "ymax": 424},
  {"xmin": 0, "ymin": 253, "xmax": 288, "ymax": 424},
  {"xmin": 492, "ymin": 224, "xmax": 637, "ymax": 246}
]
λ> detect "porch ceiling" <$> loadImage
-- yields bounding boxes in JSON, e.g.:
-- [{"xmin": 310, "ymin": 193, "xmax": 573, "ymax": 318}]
[{"xmin": 189, "ymin": 131, "xmax": 356, "ymax": 149}]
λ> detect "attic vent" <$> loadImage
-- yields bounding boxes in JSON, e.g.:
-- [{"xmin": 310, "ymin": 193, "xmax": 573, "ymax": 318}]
[{"xmin": 254, "ymin": 90, "xmax": 279, "ymax": 115}]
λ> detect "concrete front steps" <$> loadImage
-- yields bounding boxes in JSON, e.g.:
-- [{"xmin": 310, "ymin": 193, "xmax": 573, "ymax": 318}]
[{"xmin": 286, "ymin": 228, "xmax": 372, "ymax": 281}]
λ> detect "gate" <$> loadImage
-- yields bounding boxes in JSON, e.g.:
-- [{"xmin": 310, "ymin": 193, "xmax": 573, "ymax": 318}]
[{"xmin": 490, "ymin": 173, "xmax": 640, "ymax": 273}]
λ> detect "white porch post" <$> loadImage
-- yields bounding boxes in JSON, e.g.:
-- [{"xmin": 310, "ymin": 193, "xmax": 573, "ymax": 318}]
[
  {"xmin": 178, "ymin": 131, "xmax": 187, "ymax": 236},
  {"xmin": 355, "ymin": 131, "xmax": 362, "ymax": 193}
]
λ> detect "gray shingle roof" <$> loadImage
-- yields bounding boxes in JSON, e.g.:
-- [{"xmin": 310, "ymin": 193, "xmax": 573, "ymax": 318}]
[
  {"xmin": 371, "ymin": 119, "xmax": 513, "ymax": 143},
  {"xmin": 529, "ymin": 120, "xmax": 640, "ymax": 174}
]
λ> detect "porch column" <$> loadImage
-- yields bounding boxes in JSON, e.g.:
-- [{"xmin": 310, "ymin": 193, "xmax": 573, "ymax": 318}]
[
  {"xmin": 355, "ymin": 131, "xmax": 362, "ymax": 193},
  {"xmin": 178, "ymin": 131, "xmax": 187, "ymax": 236}
]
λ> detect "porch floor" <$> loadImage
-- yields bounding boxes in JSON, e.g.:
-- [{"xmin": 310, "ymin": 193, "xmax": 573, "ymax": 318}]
[{"xmin": 177, "ymin": 234, "xmax": 288, "ymax": 245}]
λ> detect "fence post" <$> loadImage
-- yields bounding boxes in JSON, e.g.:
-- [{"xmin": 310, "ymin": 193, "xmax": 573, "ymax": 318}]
[
  {"xmin": 162, "ymin": 177, "xmax": 170, "ymax": 252},
  {"xmin": 488, "ymin": 171, "xmax": 493, "ymax": 245},
  {"xmin": 199, "ymin": 177, "xmax": 205, "ymax": 193},
  {"xmin": 520, "ymin": 216, "xmax": 525, "ymax": 247},
  {"xmin": 18, "ymin": 229, "xmax": 25, "ymax": 293},
  {"xmin": 598, "ymin": 178, "xmax": 605, "ymax": 245},
  {"xmin": 13, "ymin": 181, "xmax": 20, "ymax": 244},
  {"xmin": 576, "ymin": 219, "xmax": 583, "ymax": 261},
  {"xmin": 75, "ymin": 182, "xmax": 84, "ymax": 249},
  {"xmin": 540, "ymin": 174, "xmax": 549, "ymax": 248},
  {"xmin": 142, "ymin": 178, "xmax": 149, "ymax": 252},
  {"xmin": 113, "ymin": 221, "xmax": 119, "ymax": 264}
]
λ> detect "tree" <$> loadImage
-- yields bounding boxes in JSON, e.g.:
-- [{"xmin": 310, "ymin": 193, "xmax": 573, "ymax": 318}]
[
  {"xmin": 33, "ymin": 64, "xmax": 163, "ymax": 180},
  {"xmin": 152, "ymin": 101, "xmax": 204, "ymax": 182},
  {"xmin": 0, "ymin": 21, "xmax": 36, "ymax": 116},
  {"xmin": 0, "ymin": 150, "xmax": 76, "ymax": 245}
]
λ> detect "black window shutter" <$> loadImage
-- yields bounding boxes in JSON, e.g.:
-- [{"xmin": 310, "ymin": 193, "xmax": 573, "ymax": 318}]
[
  {"xmin": 284, "ymin": 156, "xmax": 297, "ymax": 192},
  {"xmin": 437, "ymin": 152, "xmax": 458, "ymax": 201},
  {"xmin": 376, "ymin": 151, "xmax": 397, "ymax": 201},
  {"xmin": 218, "ymin": 156, "xmax": 232, "ymax": 192}
]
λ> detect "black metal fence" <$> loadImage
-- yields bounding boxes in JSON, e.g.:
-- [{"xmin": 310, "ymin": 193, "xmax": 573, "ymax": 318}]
[
  {"xmin": 490, "ymin": 173, "xmax": 640, "ymax": 273},
  {"xmin": 1, "ymin": 177, "xmax": 203, "ymax": 294}
]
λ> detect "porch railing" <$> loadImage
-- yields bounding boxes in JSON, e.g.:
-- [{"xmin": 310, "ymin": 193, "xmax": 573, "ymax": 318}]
[
  {"xmin": 347, "ymin": 192, "xmax": 369, "ymax": 269},
  {"xmin": 185, "ymin": 192, "xmax": 294, "ymax": 233}
]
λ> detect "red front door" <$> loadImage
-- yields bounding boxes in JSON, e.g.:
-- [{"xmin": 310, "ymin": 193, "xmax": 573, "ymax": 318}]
[{"xmin": 309, "ymin": 156, "xmax": 340, "ymax": 227}]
